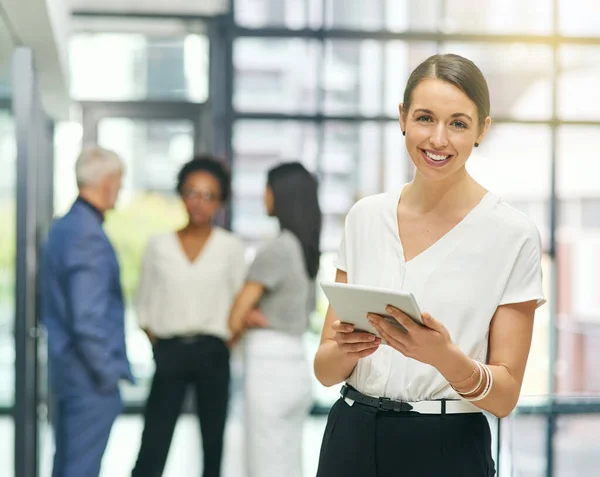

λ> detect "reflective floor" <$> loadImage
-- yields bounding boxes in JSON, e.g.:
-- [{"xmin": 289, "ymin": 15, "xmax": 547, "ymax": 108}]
[
  {"xmin": 0, "ymin": 403, "xmax": 328, "ymax": 477},
  {"xmin": 2, "ymin": 409, "xmax": 600, "ymax": 476}
]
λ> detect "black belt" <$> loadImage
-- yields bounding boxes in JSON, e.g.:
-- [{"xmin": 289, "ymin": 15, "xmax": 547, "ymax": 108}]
[
  {"xmin": 158, "ymin": 334, "xmax": 221, "ymax": 344},
  {"xmin": 341, "ymin": 384, "xmax": 418, "ymax": 412}
]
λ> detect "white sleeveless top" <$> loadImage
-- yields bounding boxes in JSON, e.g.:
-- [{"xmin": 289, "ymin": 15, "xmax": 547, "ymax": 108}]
[{"xmin": 335, "ymin": 187, "xmax": 546, "ymax": 402}]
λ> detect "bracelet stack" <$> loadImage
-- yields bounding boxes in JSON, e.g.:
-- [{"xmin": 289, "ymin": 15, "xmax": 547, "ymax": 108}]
[{"xmin": 450, "ymin": 360, "xmax": 494, "ymax": 402}]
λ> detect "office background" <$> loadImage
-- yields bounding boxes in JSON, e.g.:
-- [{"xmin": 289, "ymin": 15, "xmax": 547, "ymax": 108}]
[{"xmin": 1, "ymin": 0, "xmax": 600, "ymax": 476}]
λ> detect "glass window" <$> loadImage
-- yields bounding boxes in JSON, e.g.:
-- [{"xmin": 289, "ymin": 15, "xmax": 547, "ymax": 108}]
[
  {"xmin": 384, "ymin": 41, "xmax": 438, "ymax": 117},
  {"xmin": 441, "ymin": 43, "xmax": 553, "ymax": 120},
  {"xmin": 0, "ymin": 109, "xmax": 15, "ymax": 410},
  {"xmin": 53, "ymin": 122, "xmax": 83, "ymax": 215},
  {"xmin": 557, "ymin": 125, "xmax": 600, "ymax": 363},
  {"xmin": 324, "ymin": 0, "xmax": 384, "ymax": 30},
  {"xmin": 235, "ymin": 0, "xmax": 323, "ymax": 29},
  {"xmin": 467, "ymin": 124, "xmax": 552, "ymax": 235},
  {"xmin": 467, "ymin": 125, "xmax": 552, "ymax": 399},
  {"xmin": 231, "ymin": 120, "xmax": 319, "ymax": 241},
  {"xmin": 556, "ymin": 236, "xmax": 600, "ymax": 396},
  {"xmin": 503, "ymin": 413, "xmax": 547, "ymax": 477},
  {"xmin": 559, "ymin": 46, "xmax": 600, "ymax": 121},
  {"xmin": 322, "ymin": 40, "xmax": 383, "ymax": 116},
  {"xmin": 559, "ymin": 0, "xmax": 600, "ymax": 37},
  {"xmin": 555, "ymin": 414, "xmax": 600, "ymax": 476},
  {"xmin": 0, "ymin": 79, "xmax": 9, "ymax": 98},
  {"xmin": 385, "ymin": 0, "xmax": 440, "ymax": 32},
  {"xmin": 581, "ymin": 199, "xmax": 600, "ymax": 229},
  {"xmin": 322, "ymin": 122, "xmax": 381, "ymax": 205},
  {"xmin": 234, "ymin": 38, "xmax": 320, "ymax": 114},
  {"xmin": 557, "ymin": 126, "xmax": 600, "ymax": 199},
  {"xmin": 384, "ymin": 121, "xmax": 410, "ymax": 192},
  {"xmin": 96, "ymin": 118, "xmax": 192, "ymax": 405},
  {"xmin": 443, "ymin": 0, "xmax": 552, "ymax": 34},
  {"xmin": 70, "ymin": 33, "xmax": 209, "ymax": 102}
]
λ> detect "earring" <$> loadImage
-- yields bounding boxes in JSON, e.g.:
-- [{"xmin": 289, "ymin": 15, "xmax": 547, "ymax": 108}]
[
  {"xmin": 402, "ymin": 131, "xmax": 406, "ymax": 136},
  {"xmin": 474, "ymin": 142, "xmax": 479, "ymax": 147}
]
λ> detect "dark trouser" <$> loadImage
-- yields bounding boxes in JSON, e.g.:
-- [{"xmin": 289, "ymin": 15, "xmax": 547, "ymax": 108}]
[
  {"xmin": 131, "ymin": 335, "xmax": 230, "ymax": 477},
  {"xmin": 316, "ymin": 398, "xmax": 496, "ymax": 477}
]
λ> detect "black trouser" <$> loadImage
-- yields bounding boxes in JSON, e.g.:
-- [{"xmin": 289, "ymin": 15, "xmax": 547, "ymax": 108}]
[
  {"xmin": 316, "ymin": 398, "xmax": 496, "ymax": 477},
  {"xmin": 131, "ymin": 335, "xmax": 230, "ymax": 477}
]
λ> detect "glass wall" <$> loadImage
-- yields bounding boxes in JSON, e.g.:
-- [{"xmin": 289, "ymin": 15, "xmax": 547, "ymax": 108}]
[
  {"xmin": 0, "ymin": 88, "xmax": 15, "ymax": 477},
  {"xmin": 0, "ymin": 107, "xmax": 15, "ymax": 409},
  {"xmin": 70, "ymin": 32, "xmax": 209, "ymax": 102}
]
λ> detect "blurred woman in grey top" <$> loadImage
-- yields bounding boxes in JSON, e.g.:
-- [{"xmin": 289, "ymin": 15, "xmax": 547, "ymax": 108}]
[{"xmin": 229, "ymin": 162, "xmax": 322, "ymax": 477}]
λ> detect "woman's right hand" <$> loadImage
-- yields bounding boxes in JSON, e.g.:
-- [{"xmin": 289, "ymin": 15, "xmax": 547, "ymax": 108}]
[{"xmin": 331, "ymin": 320, "xmax": 381, "ymax": 359}]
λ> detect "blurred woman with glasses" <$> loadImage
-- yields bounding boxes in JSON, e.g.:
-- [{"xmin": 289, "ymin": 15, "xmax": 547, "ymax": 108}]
[
  {"xmin": 228, "ymin": 161, "xmax": 322, "ymax": 477},
  {"xmin": 131, "ymin": 155, "xmax": 246, "ymax": 477}
]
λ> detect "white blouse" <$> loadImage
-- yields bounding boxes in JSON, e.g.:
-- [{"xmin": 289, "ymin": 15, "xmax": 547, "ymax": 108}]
[
  {"xmin": 135, "ymin": 228, "xmax": 247, "ymax": 340},
  {"xmin": 335, "ymin": 187, "xmax": 546, "ymax": 402}
]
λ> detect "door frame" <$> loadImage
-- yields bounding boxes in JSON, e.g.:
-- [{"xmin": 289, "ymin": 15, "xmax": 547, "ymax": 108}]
[{"xmin": 81, "ymin": 100, "xmax": 206, "ymax": 152}]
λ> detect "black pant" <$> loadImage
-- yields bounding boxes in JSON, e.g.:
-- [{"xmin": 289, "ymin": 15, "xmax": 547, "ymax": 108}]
[
  {"xmin": 132, "ymin": 335, "xmax": 230, "ymax": 477},
  {"xmin": 316, "ymin": 398, "xmax": 496, "ymax": 477}
]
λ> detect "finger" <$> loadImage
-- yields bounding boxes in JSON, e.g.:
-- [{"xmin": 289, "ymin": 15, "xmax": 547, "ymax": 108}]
[
  {"xmin": 421, "ymin": 312, "xmax": 440, "ymax": 331},
  {"xmin": 369, "ymin": 314, "xmax": 408, "ymax": 339},
  {"xmin": 348, "ymin": 345, "xmax": 380, "ymax": 359},
  {"xmin": 256, "ymin": 316, "xmax": 269, "ymax": 326},
  {"xmin": 339, "ymin": 340, "xmax": 381, "ymax": 354},
  {"xmin": 332, "ymin": 320, "xmax": 355, "ymax": 333},
  {"xmin": 334, "ymin": 331, "xmax": 378, "ymax": 344},
  {"xmin": 377, "ymin": 326, "xmax": 409, "ymax": 355},
  {"xmin": 385, "ymin": 306, "xmax": 419, "ymax": 331}
]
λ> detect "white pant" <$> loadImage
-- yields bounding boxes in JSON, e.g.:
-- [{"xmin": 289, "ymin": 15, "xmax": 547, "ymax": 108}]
[{"xmin": 244, "ymin": 329, "xmax": 312, "ymax": 477}]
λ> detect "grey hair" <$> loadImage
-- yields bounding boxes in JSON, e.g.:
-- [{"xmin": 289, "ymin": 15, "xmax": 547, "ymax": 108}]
[{"xmin": 75, "ymin": 146, "xmax": 123, "ymax": 187}]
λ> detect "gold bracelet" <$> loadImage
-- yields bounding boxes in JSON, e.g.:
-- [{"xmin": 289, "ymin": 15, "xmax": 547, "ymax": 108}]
[
  {"xmin": 452, "ymin": 361, "xmax": 483, "ymax": 396},
  {"xmin": 449, "ymin": 362, "xmax": 479, "ymax": 386}
]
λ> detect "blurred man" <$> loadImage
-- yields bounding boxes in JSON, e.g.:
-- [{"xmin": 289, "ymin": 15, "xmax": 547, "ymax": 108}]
[{"xmin": 41, "ymin": 146, "xmax": 133, "ymax": 477}]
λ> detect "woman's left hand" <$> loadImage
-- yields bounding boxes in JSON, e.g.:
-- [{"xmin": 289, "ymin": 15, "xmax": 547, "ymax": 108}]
[
  {"xmin": 245, "ymin": 309, "xmax": 269, "ymax": 328},
  {"xmin": 367, "ymin": 307, "xmax": 453, "ymax": 367}
]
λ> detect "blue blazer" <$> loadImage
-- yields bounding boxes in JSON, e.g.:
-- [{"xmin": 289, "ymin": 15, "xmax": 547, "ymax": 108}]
[{"xmin": 41, "ymin": 198, "xmax": 133, "ymax": 398}]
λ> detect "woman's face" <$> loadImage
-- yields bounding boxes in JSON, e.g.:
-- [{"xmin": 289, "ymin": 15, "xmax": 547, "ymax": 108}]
[
  {"xmin": 399, "ymin": 77, "xmax": 491, "ymax": 183},
  {"xmin": 264, "ymin": 184, "xmax": 274, "ymax": 217},
  {"xmin": 180, "ymin": 171, "xmax": 222, "ymax": 227}
]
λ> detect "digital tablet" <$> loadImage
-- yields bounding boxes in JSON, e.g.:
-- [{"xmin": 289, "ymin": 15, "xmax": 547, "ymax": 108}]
[{"xmin": 320, "ymin": 282, "xmax": 423, "ymax": 338}]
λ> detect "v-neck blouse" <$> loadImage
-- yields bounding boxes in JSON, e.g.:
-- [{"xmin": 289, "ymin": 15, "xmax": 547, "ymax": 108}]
[
  {"xmin": 135, "ymin": 228, "xmax": 247, "ymax": 340},
  {"xmin": 334, "ymin": 187, "xmax": 546, "ymax": 402}
]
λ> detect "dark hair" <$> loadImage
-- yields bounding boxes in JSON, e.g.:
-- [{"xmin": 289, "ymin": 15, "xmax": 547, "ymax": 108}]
[
  {"xmin": 176, "ymin": 155, "xmax": 231, "ymax": 201},
  {"xmin": 402, "ymin": 53, "xmax": 491, "ymax": 127},
  {"xmin": 267, "ymin": 162, "xmax": 322, "ymax": 279}
]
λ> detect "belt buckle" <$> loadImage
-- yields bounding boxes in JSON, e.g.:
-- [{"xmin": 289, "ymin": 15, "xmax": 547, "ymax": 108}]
[{"xmin": 378, "ymin": 397, "xmax": 393, "ymax": 411}]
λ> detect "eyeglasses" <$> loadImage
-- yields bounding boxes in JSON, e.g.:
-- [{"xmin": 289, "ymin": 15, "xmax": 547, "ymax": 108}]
[{"xmin": 180, "ymin": 189, "xmax": 221, "ymax": 203}]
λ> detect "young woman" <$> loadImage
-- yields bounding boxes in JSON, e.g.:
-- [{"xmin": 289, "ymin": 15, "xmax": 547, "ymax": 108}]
[
  {"xmin": 228, "ymin": 162, "xmax": 322, "ymax": 477},
  {"xmin": 314, "ymin": 54, "xmax": 546, "ymax": 476},
  {"xmin": 131, "ymin": 156, "xmax": 246, "ymax": 477}
]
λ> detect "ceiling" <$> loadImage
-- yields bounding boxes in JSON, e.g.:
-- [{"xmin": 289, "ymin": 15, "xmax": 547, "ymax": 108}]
[
  {"xmin": 0, "ymin": 0, "xmax": 70, "ymax": 118},
  {"xmin": 69, "ymin": 0, "xmax": 229, "ymax": 16}
]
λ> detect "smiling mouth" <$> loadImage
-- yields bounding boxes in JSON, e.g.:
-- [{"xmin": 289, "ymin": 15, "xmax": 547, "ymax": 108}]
[{"xmin": 422, "ymin": 149, "xmax": 451, "ymax": 162}]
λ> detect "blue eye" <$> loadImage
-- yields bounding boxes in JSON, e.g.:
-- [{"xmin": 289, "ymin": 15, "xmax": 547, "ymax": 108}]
[
  {"xmin": 451, "ymin": 120, "xmax": 468, "ymax": 129},
  {"xmin": 416, "ymin": 115, "xmax": 433, "ymax": 122}
]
